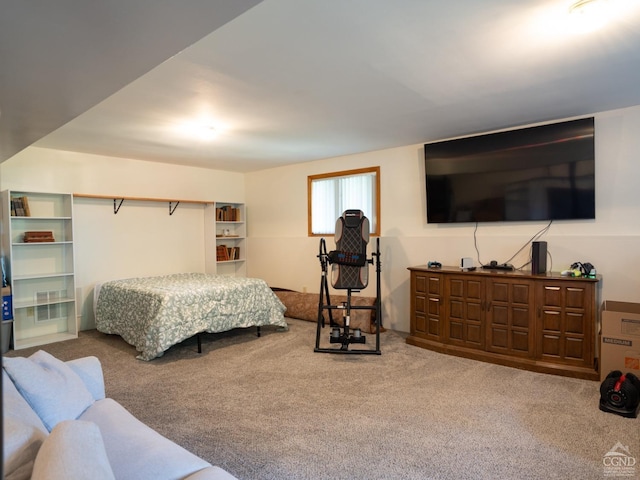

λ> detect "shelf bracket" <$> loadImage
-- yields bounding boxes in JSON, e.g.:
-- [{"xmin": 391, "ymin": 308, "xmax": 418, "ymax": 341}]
[
  {"xmin": 169, "ymin": 201, "xmax": 180, "ymax": 216},
  {"xmin": 113, "ymin": 198, "xmax": 124, "ymax": 214}
]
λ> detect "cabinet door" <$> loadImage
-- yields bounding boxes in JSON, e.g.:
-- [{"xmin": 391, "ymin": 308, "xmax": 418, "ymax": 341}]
[
  {"xmin": 486, "ymin": 278, "xmax": 534, "ymax": 357},
  {"xmin": 536, "ymin": 281, "xmax": 595, "ymax": 367},
  {"xmin": 445, "ymin": 275, "xmax": 484, "ymax": 349},
  {"xmin": 410, "ymin": 271, "xmax": 442, "ymax": 341}
]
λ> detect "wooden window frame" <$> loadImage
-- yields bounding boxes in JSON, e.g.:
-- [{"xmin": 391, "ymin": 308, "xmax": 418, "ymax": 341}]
[{"xmin": 307, "ymin": 166, "xmax": 381, "ymax": 237}]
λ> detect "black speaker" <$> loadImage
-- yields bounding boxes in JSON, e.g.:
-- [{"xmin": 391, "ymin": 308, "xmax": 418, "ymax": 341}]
[{"xmin": 531, "ymin": 241, "xmax": 547, "ymax": 274}]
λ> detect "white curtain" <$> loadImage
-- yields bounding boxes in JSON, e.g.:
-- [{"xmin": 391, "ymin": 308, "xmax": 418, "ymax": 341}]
[{"xmin": 311, "ymin": 172, "xmax": 376, "ymax": 234}]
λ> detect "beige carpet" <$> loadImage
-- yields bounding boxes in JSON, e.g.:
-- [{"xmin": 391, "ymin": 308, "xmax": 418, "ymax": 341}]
[{"xmin": 6, "ymin": 319, "xmax": 639, "ymax": 480}]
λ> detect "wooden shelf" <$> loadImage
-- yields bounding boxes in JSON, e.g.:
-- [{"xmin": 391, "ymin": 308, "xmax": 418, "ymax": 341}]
[{"xmin": 73, "ymin": 193, "xmax": 211, "ymax": 204}]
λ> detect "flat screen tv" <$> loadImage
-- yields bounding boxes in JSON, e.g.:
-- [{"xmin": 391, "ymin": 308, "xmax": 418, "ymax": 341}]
[{"xmin": 424, "ymin": 117, "xmax": 595, "ymax": 223}]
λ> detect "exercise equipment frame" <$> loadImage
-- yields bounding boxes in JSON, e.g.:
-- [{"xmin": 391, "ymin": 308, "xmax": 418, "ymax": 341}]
[{"xmin": 314, "ymin": 237, "xmax": 382, "ymax": 355}]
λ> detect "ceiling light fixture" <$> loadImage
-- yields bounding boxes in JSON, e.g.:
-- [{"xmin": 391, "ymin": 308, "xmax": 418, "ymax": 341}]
[
  {"xmin": 176, "ymin": 119, "xmax": 221, "ymax": 141},
  {"xmin": 570, "ymin": 0, "xmax": 602, "ymax": 14},
  {"xmin": 568, "ymin": 0, "xmax": 612, "ymax": 32},
  {"xmin": 197, "ymin": 125, "xmax": 218, "ymax": 141}
]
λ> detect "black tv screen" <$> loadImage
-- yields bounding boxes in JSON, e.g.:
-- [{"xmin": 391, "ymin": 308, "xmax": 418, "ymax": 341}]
[{"xmin": 425, "ymin": 117, "xmax": 595, "ymax": 223}]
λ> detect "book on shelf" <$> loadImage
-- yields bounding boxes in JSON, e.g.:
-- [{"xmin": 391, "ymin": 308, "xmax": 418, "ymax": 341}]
[
  {"xmin": 11, "ymin": 196, "xmax": 31, "ymax": 217},
  {"xmin": 215, "ymin": 205, "xmax": 241, "ymax": 222},
  {"xmin": 216, "ymin": 244, "xmax": 229, "ymax": 261},
  {"xmin": 24, "ymin": 231, "xmax": 55, "ymax": 243},
  {"xmin": 216, "ymin": 245, "xmax": 240, "ymax": 261}
]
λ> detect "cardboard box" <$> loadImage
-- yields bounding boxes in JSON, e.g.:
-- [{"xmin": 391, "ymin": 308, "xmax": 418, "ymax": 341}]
[
  {"xmin": 2, "ymin": 285, "xmax": 12, "ymax": 321},
  {"xmin": 600, "ymin": 300, "xmax": 640, "ymax": 381}
]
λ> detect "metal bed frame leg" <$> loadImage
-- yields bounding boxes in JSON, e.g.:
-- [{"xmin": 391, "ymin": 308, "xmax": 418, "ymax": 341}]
[{"xmin": 194, "ymin": 325, "xmax": 262, "ymax": 355}]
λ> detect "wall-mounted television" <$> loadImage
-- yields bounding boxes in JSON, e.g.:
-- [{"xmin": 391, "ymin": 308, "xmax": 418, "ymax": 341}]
[{"xmin": 424, "ymin": 117, "xmax": 595, "ymax": 224}]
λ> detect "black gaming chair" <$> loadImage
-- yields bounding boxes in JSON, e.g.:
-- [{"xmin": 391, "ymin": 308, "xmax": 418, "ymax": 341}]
[{"xmin": 315, "ymin": 209, "xmax": 381, "ymax": 354}]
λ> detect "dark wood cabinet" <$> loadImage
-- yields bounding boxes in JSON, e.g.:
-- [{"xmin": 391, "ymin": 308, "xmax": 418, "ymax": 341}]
[
  {"xmin": 486, "ymin": 276, "xmax": 535, "ymax": 358},
  {"xmin": 445, "ymin": 275, "xmax": 485, "ymax": 349},
  {"xmin": 410, "ymin": 270, "xmax": 443, "ymax": 342},
  {"xmin": 536, "ymin": 280, "xmax": 596, "ymax": 368},
  {"xmin": 407, "ymin": 266, "xmax": 600, "ymax": 380}
]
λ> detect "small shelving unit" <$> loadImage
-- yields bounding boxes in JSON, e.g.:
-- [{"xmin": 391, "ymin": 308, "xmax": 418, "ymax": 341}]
[
  {"xmin": 0, "ymin": 190, "xmax": 78, "ymax": 349},
  {"xmin": 205, "ymin": 202, "xmax": 246, "ymax": 276}
]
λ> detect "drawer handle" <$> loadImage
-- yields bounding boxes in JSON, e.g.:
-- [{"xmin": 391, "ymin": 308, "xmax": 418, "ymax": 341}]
[
  {"xmin": 429, "ymin": 298, "xmax": 439, "ymax": 303},
  {"xmin": 545, "ymin": 286, "xmax": 560, "ymax": 291}
]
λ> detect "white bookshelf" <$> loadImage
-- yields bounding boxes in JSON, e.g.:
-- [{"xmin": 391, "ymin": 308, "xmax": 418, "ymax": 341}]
[
  {"xmin": 205, "ymin": 202, "xmax": 246, "ymax": 276},
  {"xmin": 1, "ymin": 190, "xmax": 78, "ymax": 349}
]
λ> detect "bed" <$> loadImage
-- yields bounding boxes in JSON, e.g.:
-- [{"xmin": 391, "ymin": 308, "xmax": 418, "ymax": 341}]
[{"xmin": 94, "ymin": 273, "xmax": 288, "ymax": 360}]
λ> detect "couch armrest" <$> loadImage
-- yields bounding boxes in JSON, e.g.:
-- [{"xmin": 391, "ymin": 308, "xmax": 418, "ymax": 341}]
[
  {"xmin": 184, "ymin": 466, "xmax": 239, "ymax": 480},
  {"xmin": 67, "ymin": 356, "xmax": 106, "ymax": 401}
]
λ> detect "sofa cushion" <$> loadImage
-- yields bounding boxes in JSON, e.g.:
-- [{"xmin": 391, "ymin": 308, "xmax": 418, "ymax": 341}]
[
  {"xmin": 67, "ymin": 356, "xmax": 106, "ymax": 401},
  {"xmin": 31, "ymin": 420, "xmax": 115, "ymax": 480},
  {"xmin": 3, "ymin": 350, "xmax": 95, "ymax": 431},
  {"xmin": 80, "ymin": 398, "xmax": 213, "ymax": 480},
  {"xmin": 2, "ymin": 370, "xmax": 49, "ymax": 480}
]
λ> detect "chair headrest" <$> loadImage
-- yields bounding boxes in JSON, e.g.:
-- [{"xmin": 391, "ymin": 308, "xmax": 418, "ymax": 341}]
[{"xmin": 342, "ymin": 209, "xmax": 365, "ymax": 228}]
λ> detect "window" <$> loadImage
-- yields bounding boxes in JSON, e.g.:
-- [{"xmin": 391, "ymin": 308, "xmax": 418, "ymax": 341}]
[{"xmin": 308, "ymin": 166, "xmax": 380, "ymax": 236}]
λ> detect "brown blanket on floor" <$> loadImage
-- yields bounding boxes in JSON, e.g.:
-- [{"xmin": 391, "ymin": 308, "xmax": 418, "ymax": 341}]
[{"xmin": 273, "ymin": 289, "xmax": 383, "ymax": 334}]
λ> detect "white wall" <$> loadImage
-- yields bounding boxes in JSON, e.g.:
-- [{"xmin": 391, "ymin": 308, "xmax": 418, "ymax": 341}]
[
  {"xmin": 246, "ymin": 105, "xmax": 640, "ymax": 332},
  {"xmin": 2, "ymin": 105, "xmax": 639, "ymax": 335},
  {"xmin": 0, "ymin": 147, "xmax": 244, "ymax": 329}
]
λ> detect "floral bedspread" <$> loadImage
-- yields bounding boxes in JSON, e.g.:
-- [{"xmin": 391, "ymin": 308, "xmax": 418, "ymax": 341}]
[{"xmin": 95, "ymin": 273, "xmax": 287, "ymax": 360}]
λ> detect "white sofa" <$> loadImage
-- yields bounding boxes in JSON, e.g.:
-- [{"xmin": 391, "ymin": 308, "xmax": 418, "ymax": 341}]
[{"xmin": 3, "ymin": 350, "xmax": 237, "ymax": 480}]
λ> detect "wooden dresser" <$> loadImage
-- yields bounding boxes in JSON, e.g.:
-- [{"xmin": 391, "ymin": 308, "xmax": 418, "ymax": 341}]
[{"xmin": 407, "ymin": 265, "xmax": 601, "ymax": 380}]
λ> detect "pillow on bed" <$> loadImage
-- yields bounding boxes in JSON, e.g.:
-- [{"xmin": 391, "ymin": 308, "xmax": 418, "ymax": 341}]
[{"xmin": 3, "ymin": 351, "xmax": 95, "ymax": 431}]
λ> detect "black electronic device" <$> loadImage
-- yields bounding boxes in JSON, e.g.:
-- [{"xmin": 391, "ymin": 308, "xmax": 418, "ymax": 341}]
[
  {"xmin": 531, "ymin": 241, "xmax": 547, "ymax": 274},
  {"xmin": 599, "ymin": 371, "xmax": 640, "ymax": 418},
  {"xmin": 424, "ymin": 117, "xmax": 595, "ymax": 224},
  {"xmin": 428, "ymin": 261, "xmax": 442, "ymax": 268},
  {"xmin": 482, "ymin": 260, "xmax": 514, "ymax": 271}
]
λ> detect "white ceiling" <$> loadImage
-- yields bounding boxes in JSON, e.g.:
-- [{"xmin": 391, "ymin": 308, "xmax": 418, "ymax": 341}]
[{"xmin": 2, "ymin": 0, "xmax": 640, "ymax": 173}]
